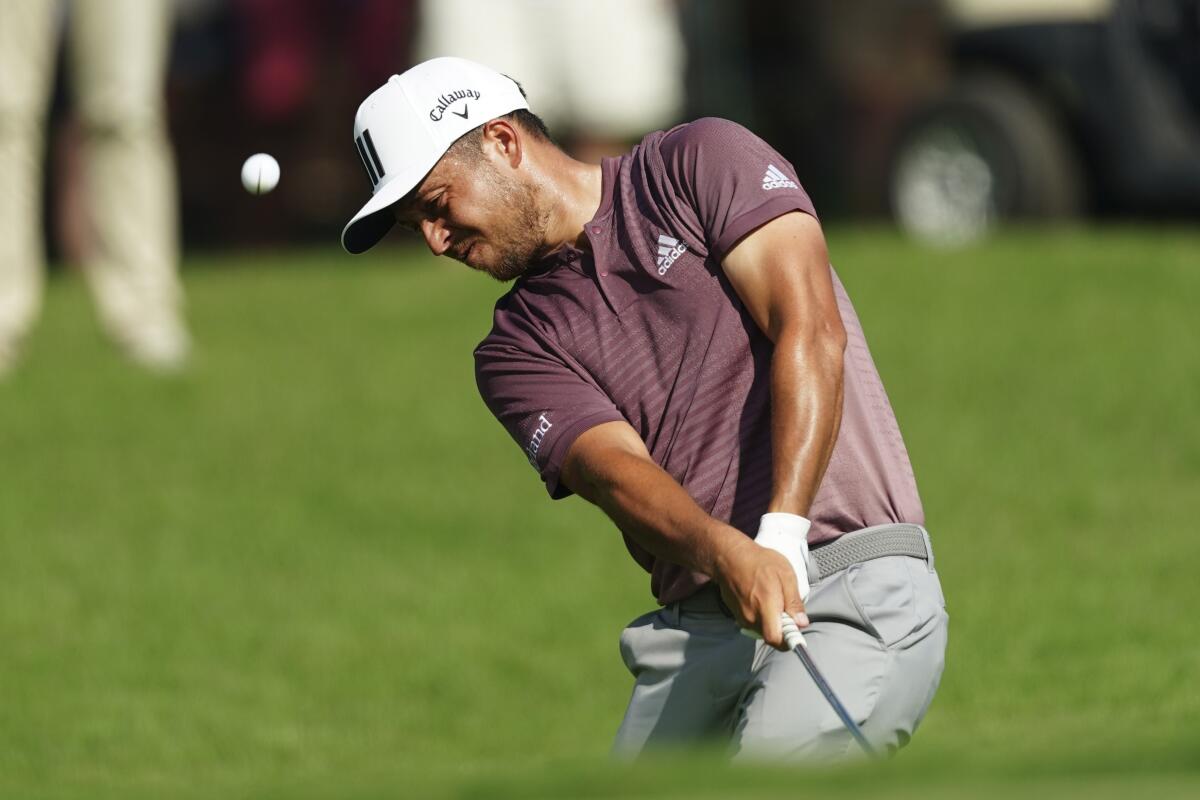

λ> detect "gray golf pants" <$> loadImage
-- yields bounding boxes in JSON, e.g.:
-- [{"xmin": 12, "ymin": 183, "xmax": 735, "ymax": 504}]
[{"xmin": 613, "ymin": 525, "xmax": 948, "ymax": 761}]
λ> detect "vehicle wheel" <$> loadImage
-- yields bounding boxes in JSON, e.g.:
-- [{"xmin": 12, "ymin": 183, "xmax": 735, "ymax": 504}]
[{"xmin": 889, "ymin": 74, "xmax": 1083, "ymax": 245}]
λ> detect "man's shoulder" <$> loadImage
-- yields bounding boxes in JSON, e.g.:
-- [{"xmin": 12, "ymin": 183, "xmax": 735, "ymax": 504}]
[
  {"xmin": 474, "ymin": 285, "xmax": 532, "ymax": 357},
  {"xmin": 472, "ymin": 275, "xmax": 568, "ymax": 363},
  {"xmin": 652, "ymin": 117, "xmax": 760, "ymax": 157},
  {"xmin": 635, "ymin": 118, "xmax": 770, "ymax": 197}
]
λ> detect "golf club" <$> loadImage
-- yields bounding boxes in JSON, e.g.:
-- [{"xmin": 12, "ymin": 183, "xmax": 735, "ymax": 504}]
[{"xmin": 779, "ymin": 613, "xmax": 879, "ymax": 759}]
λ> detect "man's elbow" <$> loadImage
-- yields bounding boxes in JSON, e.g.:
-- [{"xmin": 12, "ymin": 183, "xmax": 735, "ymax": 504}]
[
  {"xmin": 818, "ymin": 311, "xmax": 848, "ymax": 358},
  {"xmin": 779, "ymin": 317, "xmax": 847, "ymax": 366},
  {"xmin": 829, "ymin": 318, "xmax": 848, "ymax": 364}
]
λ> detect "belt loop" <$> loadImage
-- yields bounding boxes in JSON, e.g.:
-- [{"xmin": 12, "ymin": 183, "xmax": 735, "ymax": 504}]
[
  {"xmin": 665, "ymin": 599, "xmax": 682, "ymax": 627},
  {"xmin": 803, "ymin": 545, "xmax": 820, "ymax": 583},
  {"xmin": 920, "ymin": 526, "xmax": 936, "ymax": 573}
]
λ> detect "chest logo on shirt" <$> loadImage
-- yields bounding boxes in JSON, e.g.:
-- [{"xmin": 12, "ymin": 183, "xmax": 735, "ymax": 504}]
[
  {"xmin": 762, "ymin": 164, "xmax": 798, "ymax": 190},
  {"xmin": 656, "ymin": 234, "xmax": 688, "ymax": 275}
]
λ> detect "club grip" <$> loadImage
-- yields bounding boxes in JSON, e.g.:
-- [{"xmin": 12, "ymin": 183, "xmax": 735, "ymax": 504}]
[{"xmin": 740, "ymin": 612, "xmax": 807, "ymax": 650}]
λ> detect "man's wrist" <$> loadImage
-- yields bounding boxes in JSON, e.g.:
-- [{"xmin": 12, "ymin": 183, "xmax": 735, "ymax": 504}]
[
  {"xmin": 758, "ymin": 512, "xmax": 812, "ymax": 539},
  {"xmin": 707, "ymin": 524, "xmax": 754, "ymax": 583}
]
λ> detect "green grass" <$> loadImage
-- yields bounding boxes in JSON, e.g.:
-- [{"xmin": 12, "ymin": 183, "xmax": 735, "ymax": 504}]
[{"xmin": 1, "ymin": 227, "xmax": 1198, "ymax": 797}]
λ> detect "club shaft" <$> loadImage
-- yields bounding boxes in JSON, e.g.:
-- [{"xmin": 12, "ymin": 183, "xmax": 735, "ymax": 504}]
[{"xmin": 791, "ymin": 644, "xmax": 879, "ymax": 758}]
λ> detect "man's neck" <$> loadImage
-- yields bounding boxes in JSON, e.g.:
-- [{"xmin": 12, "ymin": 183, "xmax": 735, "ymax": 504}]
[{"xmin": 531, "ymin": 145, "xmax": 605, "ymax": 253}]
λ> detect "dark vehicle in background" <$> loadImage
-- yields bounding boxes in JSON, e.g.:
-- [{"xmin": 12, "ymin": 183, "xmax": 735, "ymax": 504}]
[{"xmin": 889, "ymin": 0, "xmax": 1200, "ymax": 243}]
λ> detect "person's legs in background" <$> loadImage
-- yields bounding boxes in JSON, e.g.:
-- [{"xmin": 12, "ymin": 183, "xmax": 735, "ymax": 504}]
[
  {"xmin": 414, "ymin": 0, "xmax": 556, "ymax": 122},
  {"xmin": 560, "ymin": 0, "xmax": 684, "ymax": 163},
  {"xmin": 71, "ymin": 0, "xmax": 189, "ymax": 371},
  {"xmin": 0, "ymin": 0, "xmax": 58, "ymax": 376}
]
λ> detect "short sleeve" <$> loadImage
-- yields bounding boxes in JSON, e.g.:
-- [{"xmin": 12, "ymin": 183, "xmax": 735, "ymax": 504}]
[
  {"xmin": 659, "ymin": 117, "xmax": 818, "ymax": 261},
  {"xmin": 475, "ymin": 333, "xmax": 625, "ymax": 500}
]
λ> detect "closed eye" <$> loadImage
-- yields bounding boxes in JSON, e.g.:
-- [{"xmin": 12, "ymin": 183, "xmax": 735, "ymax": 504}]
[
  {"xmin": 426, "ymin": 193, "xmax": 449, "ymax": 218},
  {"xmin": 395, "ymin": 191, "xmax": 448, "ymax": 234}
]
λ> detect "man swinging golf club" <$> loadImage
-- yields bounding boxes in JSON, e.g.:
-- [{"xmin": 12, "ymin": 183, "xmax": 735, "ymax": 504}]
[{"xmin": 342, "ymin": 57, "xmax": 948, "ymax": 761}]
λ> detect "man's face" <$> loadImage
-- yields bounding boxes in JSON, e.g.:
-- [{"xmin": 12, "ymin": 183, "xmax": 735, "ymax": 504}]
[{"xmin": 393, "ymin": 147, "xmax": 547, "ymax": 282}]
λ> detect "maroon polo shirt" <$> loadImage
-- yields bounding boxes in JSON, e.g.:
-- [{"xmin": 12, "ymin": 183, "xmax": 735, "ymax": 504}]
[{"xmin": 474, "ymin": 118, "xmax": 923, "ymax": 604}]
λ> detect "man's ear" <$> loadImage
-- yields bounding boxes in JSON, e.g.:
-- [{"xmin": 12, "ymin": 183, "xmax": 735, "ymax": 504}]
[{"xmin": 480, "ymin": 119, "xmax": 522, "ymax": 169}]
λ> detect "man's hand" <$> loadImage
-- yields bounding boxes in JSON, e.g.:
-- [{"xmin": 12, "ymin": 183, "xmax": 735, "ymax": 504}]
[
  {"xmin": 713, "ymin": 535, "xmax": 809, "ymax": 651},
  {"xmin": 754, "ymin": 512, "xmax": 812, "ymax": 602}
]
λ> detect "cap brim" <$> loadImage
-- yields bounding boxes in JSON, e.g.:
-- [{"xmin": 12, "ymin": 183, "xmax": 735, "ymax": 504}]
[
  {"xmin": 342, "ymin": 150, "xmax": 444, "ymax": 254},
  {"xmin": 340, "ymin": 175, "xmax": 414, "ymax": 254}
]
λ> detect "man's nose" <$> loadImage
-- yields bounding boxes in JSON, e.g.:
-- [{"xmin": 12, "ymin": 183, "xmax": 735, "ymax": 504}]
[{"xmin": 420, "ymin": 218, "xmax": 452, "ymax": 257}]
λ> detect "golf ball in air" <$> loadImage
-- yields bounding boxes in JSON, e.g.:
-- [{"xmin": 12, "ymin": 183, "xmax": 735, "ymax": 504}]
[{"xmin": 241, "ymin": 153, "xmax": 280, "ymax": 195}]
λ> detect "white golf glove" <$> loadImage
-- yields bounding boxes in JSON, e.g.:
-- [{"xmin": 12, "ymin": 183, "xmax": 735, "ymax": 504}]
[
  {"xmin": 740, "ymin": 512, "xmax": 813, "ymax": 643},
  {"xmin": 754, "ymin": 512, "xmax": 812, "ymax": 602}
]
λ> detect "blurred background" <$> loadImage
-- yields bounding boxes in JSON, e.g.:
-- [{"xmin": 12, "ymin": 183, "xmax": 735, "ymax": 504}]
[
  {"xmin": 26, "ymin": 0, "xmax": 1200, "ymax": 256},
  {"xmin": 1, "ymin": 1, "xmax": 1198, "ymax": 798}
]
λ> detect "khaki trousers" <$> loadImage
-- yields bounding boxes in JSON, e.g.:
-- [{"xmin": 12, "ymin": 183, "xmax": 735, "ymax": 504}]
[
  {"xmin": 613, "ymin": 528, "xmax": 949, "ymax": 760},
  {"xmin": 0, "ymin": 0, "xmax": 183, "ymax": 352}
]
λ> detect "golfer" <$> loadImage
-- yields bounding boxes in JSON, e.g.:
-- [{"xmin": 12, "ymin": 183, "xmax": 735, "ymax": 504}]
[{"xmin": 343, "ymin": 57, "xmax": 947, "ymax": 760}]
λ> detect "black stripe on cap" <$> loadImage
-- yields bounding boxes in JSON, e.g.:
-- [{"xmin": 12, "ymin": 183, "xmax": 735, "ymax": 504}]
[
  {"xmin": 362, "ymin": 128, "xmax": 386, "ymax": 179},
  {"xmin": 355, "ymin": 136, "xmax": 378, "ymax": 185}
]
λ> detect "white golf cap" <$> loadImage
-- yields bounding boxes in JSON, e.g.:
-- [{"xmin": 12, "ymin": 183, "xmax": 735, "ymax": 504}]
[{"xmin": 341, "ymin": 57, "xmax": 530, "ymax": 254}]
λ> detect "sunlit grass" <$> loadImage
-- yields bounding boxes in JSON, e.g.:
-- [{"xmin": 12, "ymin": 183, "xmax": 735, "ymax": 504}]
[{"xmin": 1, "ymin": 226, "xmax": 1197, "ymax": 796}]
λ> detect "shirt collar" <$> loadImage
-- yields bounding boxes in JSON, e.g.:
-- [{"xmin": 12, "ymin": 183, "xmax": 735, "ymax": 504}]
[{"xmin": 519, "ymin": 155, "xmax": 640, "ymax": 312}]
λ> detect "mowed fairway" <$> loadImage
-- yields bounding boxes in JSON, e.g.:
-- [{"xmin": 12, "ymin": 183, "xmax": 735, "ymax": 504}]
[{"xmin": 1, "ymin": 228, "xmax": 1197, "ymax": 798}]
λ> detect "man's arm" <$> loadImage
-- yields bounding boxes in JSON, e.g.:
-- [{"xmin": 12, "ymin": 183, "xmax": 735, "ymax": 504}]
[
  {"xmin": 560, "ymin": 421, "xmax": 805, "ymax": 650},
  {"xmin": 721, "ymin": 211, "xmax": 847, "ymax": 516}
]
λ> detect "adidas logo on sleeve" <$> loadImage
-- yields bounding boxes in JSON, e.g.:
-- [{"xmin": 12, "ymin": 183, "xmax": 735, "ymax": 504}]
[
  {"xmin": 762, "ymin": 164, "xmax": 798, "ymax": 190},
  {"xmin": 656, "ymin": 233, "xmax": 688, "ymax": 275}
]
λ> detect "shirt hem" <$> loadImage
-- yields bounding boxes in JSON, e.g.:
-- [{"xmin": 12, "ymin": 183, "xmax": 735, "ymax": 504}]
[
  {"xmin": 711, "ymin": 197, "xmax": 817, "ymax": 262},
  {"xmin": 543, "ymin": 410, "xmax": 628, "ymax": 499}
]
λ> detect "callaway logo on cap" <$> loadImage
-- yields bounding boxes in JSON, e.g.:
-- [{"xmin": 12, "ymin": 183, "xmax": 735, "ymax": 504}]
[{"xmin": 341, "ymin": 57, "xmax": 530, "ymax": 254}]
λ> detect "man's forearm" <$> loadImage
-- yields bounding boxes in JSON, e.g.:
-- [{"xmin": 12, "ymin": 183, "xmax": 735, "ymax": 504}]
[
  {"xmin": 570, "ymin": 449, "xmax": 748, "ymax": 578},
  {"xmin": 561, "ymin": 418, "xmax": 816, "ymax": 646},
  {"xmin": 767, "ymin": 325, "xmax": 846, "ymax": 516}
]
